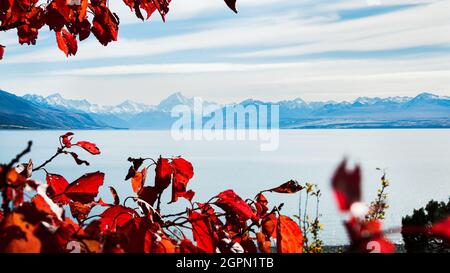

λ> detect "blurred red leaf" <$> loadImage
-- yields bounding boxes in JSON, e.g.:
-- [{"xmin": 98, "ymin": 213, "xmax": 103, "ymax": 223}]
[
  {"xmin": 431, "ymin": 217, "xmax": 450, "ymax": 242},
  {"xmin": 332, "ymin": 159, "xmax": 361, "ymax": 211},
  {"xmin": 0, "ymin": 212, "xmax": 41, "ymax": 253},
  {"xmin": 75, "ymin": 141, "xmax": 100, "ymax": 155}
]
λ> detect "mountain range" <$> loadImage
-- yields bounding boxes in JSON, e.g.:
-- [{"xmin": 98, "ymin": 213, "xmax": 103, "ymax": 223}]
[{"xmin": 0, "ymin": 89, "xmax": 449, "ymax": 129}]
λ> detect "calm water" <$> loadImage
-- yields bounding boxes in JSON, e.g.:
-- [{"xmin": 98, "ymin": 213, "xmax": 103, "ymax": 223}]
[{"xmin": 1, "ymin": 129, "xmax": 449, "ymax": 245}]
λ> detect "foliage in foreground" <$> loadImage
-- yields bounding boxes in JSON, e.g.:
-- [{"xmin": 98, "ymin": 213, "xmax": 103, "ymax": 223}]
[
  {"xmin": 0, "ymin": 0, "xmax": 238, "ymax": 60},
  {"xmin": 402, "ymin": 199, "xmax": 450, "ymax": 253},
  {"xmin": 0, "ymin": 132, "xmax": 448, "ymax": 253}
]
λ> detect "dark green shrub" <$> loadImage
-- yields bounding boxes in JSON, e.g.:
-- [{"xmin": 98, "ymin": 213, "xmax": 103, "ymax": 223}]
[{"xmin": 401, "ymin": 199, "xmax": 450, "ymax": 253}]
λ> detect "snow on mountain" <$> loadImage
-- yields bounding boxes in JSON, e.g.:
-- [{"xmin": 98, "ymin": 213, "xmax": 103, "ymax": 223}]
[{"xmin": 23, "ymin": 93, "xmax": 155, "ymax": 114}]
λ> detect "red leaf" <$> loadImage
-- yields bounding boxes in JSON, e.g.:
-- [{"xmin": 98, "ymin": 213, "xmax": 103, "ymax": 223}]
[
  {"xmin": 109, "ymin": 186, "xmax": 120, "ymax": 205},
  {"xmin": 90, "ymin": 2, "xmax": 119, "ymax": 46},
  {"xmin": 0, "ymin": 45, "xmax": 4, "ymax": 60},
  {"xmin": 266, "ymin": 180, "xmax": 303, "ymax": 194},
  {"xmin": 170, "ymin": 157, "xmax": 194, "ymax": 203},
  {"xmin": 69, "ymin": 201, "xmax": 95, "ymax": 222},
  {"xmin": 188, "ymin": 210, "xmax": 216, "ymax": 253},
  {"xmin": 255, "ymin": 193, "xmax": 269, "ymax": 219},
  {"xmin": 178, "ymin": 239, "xmax": 198, "ymax": 253},
  {"xmin": 155, "ymin": 157, "xmax": 172, "ymax": 192},
  {"xmin": 68, "ymin": 152, "xmax": 90, "ymax": 166},
  {"xmin": 332, "ymin": 159, "xmax": 361, "ymax": 211},
  {"xmin": 138, "ymin": 186, "xmax": 158, "ymax": 208},
  {"xmin": 75, "ymin": 141, "xmax": 100, "ymax": 155},
  {"xmin": 224, "ymin": 0, "xmax": 237, "ymax": 13},
  {"xmin": 215, "ymin": 190, "xmax": 254, "ymax": 221},
  {"xmin": 119, "ymin": 217, "xmax": 154, "ymax": 253},
  {"xmin": 64, "ymin": 171, "xmax": 104, "ymax": 204},
  {"xmin": 46, "ymin": 173, "xmax": 70, "ymax": 204},
  {"xmin": 60, "ymin": 132, "xmax": 74, "ymax": 148},
  {"xmin": 99, "ymin": 205, "xmax": 138, "ymax": 231},
  {"xmin": 131, "ymin": 167, "xmax": 148, "ymax": 193},
  {"xmin": 276, "ymin": 215, "xmax": 303, "ymax": 253},
  {"xmin": 56, "ymin": 28, "xmax": 78, "ymax": 57},
  {"xmin": 256, "ymin": 232, "xmax": 271, "ymax": 253}
]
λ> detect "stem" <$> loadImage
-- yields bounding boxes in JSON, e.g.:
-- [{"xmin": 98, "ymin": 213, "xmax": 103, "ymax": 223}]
[{"xmin": 32, "ymin": 148, "xmax": 63, "ymax": 171}]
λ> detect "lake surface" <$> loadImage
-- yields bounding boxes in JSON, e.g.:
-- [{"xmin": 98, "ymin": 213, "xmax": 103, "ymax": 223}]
[{"xmin": 0, "ymin": 129, "xmax": 449, "ymax": 245}]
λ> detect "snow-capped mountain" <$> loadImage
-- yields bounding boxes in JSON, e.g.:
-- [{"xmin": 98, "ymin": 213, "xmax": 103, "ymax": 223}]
[
  {"xmin": 23, "ymin": 93, "xmax": 155, "ymax": 114},
  {"xmin": 12, "ymin": 90, "xmax": 449, "ymax": 129}
]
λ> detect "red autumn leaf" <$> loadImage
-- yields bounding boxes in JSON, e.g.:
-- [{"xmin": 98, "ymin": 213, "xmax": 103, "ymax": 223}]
[
  {"xmin": 262, "ymin": 213, "xmax": 277, "ymax": 238},
  {"xmin": 99, "ymin": 205, "xmax": 138, "ymax": 231},
  {"xmin": 60, "ymin": 132, "xmax": 74, "ymax": 148},
  {"xmin": 64, "ymin": 171, "xmax": 104, "ymax": 204},
  {"xmin": 0, "ymin": 45, "xmax": 4, "ymax": 60},
  {"xmin": 256, "ymin": 232, "xmax": 271, "ymax": 253},
  {"xmin": 224, "ymin": 0, "xmax": 238, "ymax": 13},
  {"xmin": 155, "ymin": 157, "xmax": 172, "ymax": 192},
  {"xmin": 56, "ymin": 28, "xmax": 78, "ymax": 57},
  {"xmin": 138, "ymin": 186, "xmax": 158, "ymax": 207},
  {"xmin": 69, "ymin": 201, "xmax": 95, "ymax": 222},
  {"xmin": 45, "ymin": 0, "xmax": 71, "ymax": 32},
  {"xmin": 188, "ymin": 210, "xmax": 216, "ymax": 253},
  {"xmin": 332, "ymin": 159, "xmax": 361, "ymax": 211},
  {"xmin": 109, "ymin": 186, "xmax": 120, "ymax": 205},
  {"xmin": 75, "ymin": 141, "xmax": 101, "ymax": 155},
  {"xmin": 215, "ymin": 190, "xmax": 254, "ymax": 221},
  {"xmin": 276, "ymin": 215, "xmax": 303, "ymax": 253},
  {"xmin": 46, "ymin": 173, "xmax": 70, "ymax": 204},
  {"xmin": 119, "ymin": 217, "xmax": 154, "ymax": 253},
  {"xmin": 131, "ymin": 167, "xmax": 148, "ymax": 193},
  {"xmin": 152, "ymin": 237, "xmax": 176, "ymax": 253},
  {"xmin": 170, "ymin": 157, "xmax": 194, "ymax": 203},
  {"xmin": 178, "ymin": 189, "xmax": 195, "ymax": 202},
  {"xmin": 255, "ymin": 193, "xmax": 269, "ymax": 218},
  {"xmin": 68, "ymin": 152, "xmax": 90, "ymax": 166},
  {"xmin": 178, "ymin": 239, "xmax": 198, "ymax": 253},
  {"xmin": 90, "ymin": 2, "xmax": 119, "ymax": 46},
  {"xmin": 266, "ymin": 180, "xmax": 303, "ymax": 194},
  {"xmin": 0, "ymin": 212, "xmax": 41, "ymax": 253}
]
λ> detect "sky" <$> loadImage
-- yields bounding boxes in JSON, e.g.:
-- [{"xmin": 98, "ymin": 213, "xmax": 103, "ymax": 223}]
[{"xmin": 1, "ymin": 0, "xmax": 450, "ymax": 105}]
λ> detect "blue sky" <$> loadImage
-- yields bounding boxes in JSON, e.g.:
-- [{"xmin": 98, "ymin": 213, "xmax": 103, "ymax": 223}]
[{"xmin": 1, "ymin": 0, "xmax": 450, "ymax": 105}]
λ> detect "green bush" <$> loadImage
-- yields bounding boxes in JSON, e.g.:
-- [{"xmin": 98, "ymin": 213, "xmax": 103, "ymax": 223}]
[{"xmin": 401, "ymin": 199, "xmax": 450, "ymax": 253}]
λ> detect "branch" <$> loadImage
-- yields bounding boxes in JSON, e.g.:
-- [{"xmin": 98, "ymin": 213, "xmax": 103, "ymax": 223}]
[{"xmin": 32, "ymin": 147, "xmax": 63, "ymax": 171}]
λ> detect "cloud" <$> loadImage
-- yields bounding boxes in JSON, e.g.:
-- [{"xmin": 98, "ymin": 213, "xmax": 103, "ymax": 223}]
[{"xmin": 5, "ymin": 0, "xmax": 449, "ymax": 65}]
